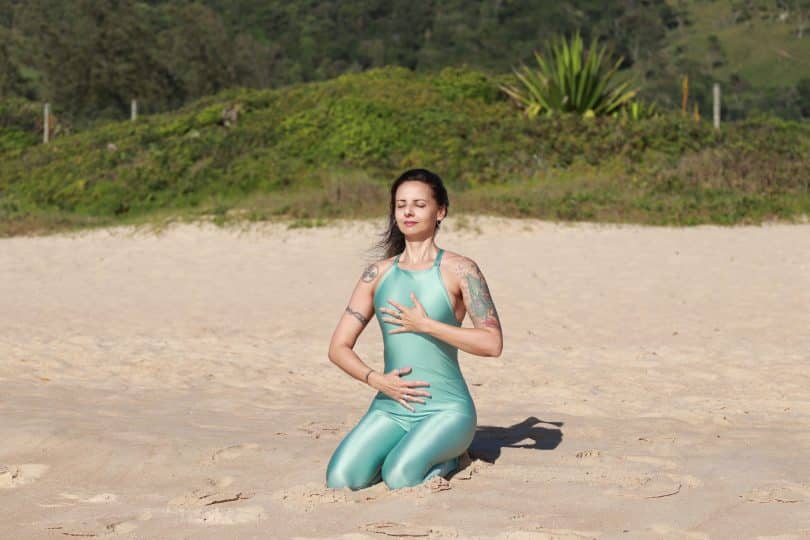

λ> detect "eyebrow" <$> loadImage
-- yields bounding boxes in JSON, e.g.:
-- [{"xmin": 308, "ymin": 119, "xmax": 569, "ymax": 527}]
[{"xmin": 396, "ymin": 199, "xmax": 427, "ymax": 202}]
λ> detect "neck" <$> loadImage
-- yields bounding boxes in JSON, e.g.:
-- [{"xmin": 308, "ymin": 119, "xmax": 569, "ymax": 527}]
[{"xmin": 401, "ymin": 241, "xmax": 438, "ymax": 264}]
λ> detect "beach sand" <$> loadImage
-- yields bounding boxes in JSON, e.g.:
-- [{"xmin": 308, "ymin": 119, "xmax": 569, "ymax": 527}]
[{"xmin": 1, "ymin": 216, "xmax": 809, "ymax": 539}]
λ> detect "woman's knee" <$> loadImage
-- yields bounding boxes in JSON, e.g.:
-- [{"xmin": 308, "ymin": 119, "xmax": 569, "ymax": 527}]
[
  {"xmin": 326, "ymin": 459, "xmax": 379, "ymax": 490},
  {"xmin": 380, "ymin": 458, "xmax": 423, "ymax": 490}
]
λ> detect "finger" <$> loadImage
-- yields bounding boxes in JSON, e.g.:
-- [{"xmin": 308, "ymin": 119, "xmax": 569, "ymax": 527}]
[
  {"xmin": 387, "ymin": 299, "xmax": 406, "ymax": 310},
  {"xmin": 397, "ymin": 367, "xmax": 412, "ymax": 375},
  {"xmin": 382, "ymin": 317, "xmax": 402, "ymax": 325},
  {"xmin": 398, "ymin": 399, "xmax": 414, "ymax": 412},
  {"xmin": 404, "ymin": 380, "xmax": 430, "ymax": 387},
  {"xmin": 402, "ymin": 391, "xmax": 425, "ymax": 404},
  {"xmin": 410, "ymin": 293, "xmax": 422, "ymax": 310}
]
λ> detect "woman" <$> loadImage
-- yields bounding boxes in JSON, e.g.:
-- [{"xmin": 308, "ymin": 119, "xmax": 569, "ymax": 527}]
[{"xmin": 325, "ymin": 168, "xmax": 503, "ymax": 490}]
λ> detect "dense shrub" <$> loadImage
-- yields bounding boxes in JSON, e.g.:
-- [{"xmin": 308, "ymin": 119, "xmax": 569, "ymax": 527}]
[{"xmin": 0, "ymin": 66, "xmax": 807, "ymax": 234}]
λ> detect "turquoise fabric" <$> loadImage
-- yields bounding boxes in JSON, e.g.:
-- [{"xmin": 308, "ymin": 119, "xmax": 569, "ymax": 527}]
[{"xmin": 326, "ymin": 248, "xmax": 477, "ymax": 490}]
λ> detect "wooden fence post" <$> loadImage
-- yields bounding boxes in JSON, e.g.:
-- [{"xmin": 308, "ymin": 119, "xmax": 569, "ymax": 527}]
[
  {"xmin": 713, "ymin": 83, "xmax": 721, "ymax": 129},
  {"xmin": 43, "ymin": 102, "xmax": 50, "ymax": 143},
  {"xmin": 131, "ymin": 99, "xmax": 137, "ymax": 122}
]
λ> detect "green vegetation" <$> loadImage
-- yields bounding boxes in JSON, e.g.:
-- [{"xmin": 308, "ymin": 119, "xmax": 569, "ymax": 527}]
[
  {"xmin": 500, "ymin": 32, "xmax": 640, "ymax": 118},
  {"xmin": 662, "ymin": 0, "xmax": 810, "ymax": 119},
  {"xmin": 1, "ymin": 66, "xmax": 807, "ymax": 236},
  {"xmin": 1, "ymin": 0, "xmax": 807, "ymax": 125}
]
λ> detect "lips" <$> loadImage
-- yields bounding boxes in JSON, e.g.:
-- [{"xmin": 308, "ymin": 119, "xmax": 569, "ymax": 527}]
[{"xmin": 404, "ymin": 221, "xmax": 417, "ymax": 225}]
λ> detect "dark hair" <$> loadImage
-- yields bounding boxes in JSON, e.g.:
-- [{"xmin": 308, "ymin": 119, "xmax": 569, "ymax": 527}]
[{"xmin": 372, "ymin": 168, "xmax": 449, "ymax": 259}]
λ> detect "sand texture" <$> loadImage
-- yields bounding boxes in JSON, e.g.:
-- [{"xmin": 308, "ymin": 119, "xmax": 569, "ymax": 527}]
[{"xmin": 1, "ymin": 216, "xmax": 809, "ymax": 539}]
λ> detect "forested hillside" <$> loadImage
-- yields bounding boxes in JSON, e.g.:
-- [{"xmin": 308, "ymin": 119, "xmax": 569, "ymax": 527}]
[{"xmin": 1, "ymin": 0, "xmax": 807, "ymax": 126}]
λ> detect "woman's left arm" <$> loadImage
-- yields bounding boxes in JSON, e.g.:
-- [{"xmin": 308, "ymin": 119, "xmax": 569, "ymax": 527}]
[{"xmin": 384, "ymin": 257, "xmax": 503, "ymax": 357}]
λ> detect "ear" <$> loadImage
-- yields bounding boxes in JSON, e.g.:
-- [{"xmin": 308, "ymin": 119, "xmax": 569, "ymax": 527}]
[{"xmin": 438, "ymin": 205, "xmax": 447, "ymax": 222}]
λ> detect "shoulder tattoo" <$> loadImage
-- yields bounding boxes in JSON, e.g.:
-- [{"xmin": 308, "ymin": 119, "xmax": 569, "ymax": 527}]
[
  {"xmin": 361, "ymin": 263, "xmax": 379, "ymax": 283},
  {"xmin": 455, "ymin": 259, "xmax": 501, "ymax": 330}
]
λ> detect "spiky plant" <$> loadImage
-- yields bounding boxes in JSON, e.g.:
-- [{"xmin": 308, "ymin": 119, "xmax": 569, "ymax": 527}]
[
  {"xmin": 500, "ymin": 32, "xmax": 639, "ymax": 118},
  {"xmin": 613, "ymin": 100, "xmax": 660, "ymax": 121}
]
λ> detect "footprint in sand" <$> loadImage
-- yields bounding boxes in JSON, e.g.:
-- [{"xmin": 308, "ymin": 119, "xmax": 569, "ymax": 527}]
[
  {"xmin": 623, "ymin": 455, "xmax": 678, "ymax": 471},
  {"xmin": 168, "ymin": 477, "xmax": 263, "ymax": 524},
  {"xmin": 211, "ymin": 443, "xmax": 260, "ymax": 462},
  {"xmin": 362, "ymin": 521, "xmax": 458, "ymax": 538},
  {"xmin": 105, "ymin": 520, "xmax": 138, "ymax": 535},
  {"xmin": 59, "ymin": 492, "xmax": 119, "ymax": 503},
  {"xmin": 273, "ymin": 481, "xmax": 355, "ymax": 512},
  {"xmin": 0, "ymin": 463, "xmax": 49, "ymax": 489},
  {"xmin": 167, "ymin": 476, "xmax": 247, "ymax": 509},
  {"xmin": 297, "ymin": 421, "xmax": 344, "ymax": 439},
  {"xmin": 575, "ymin": 449, "xmax": 601, "ymax": 460},
  {"xmin": 547, "ymin": 452, "xmax": 702, "ymax": 499},
  {"xmin": 742, "ymin": 484, "xmax": 805, "ymax": 504},
  {"xmin": 190, "ymin": 505, "xmax": 265, "ymax": 525},
  {"xmin": 103, "ymin": 513, "xmax": 150, "ymax": 535},
  {"xmin": 277, "ymin": 474, "xmax": 461, "ymax": 515}
]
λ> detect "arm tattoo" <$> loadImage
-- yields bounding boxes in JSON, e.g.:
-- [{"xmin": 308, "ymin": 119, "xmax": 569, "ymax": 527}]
[
  {"xmin": 345, "ymin": 305, "xmax": 369, "ymax": 326},
  {"xmin": 361, "ymin": 263, "xmax": 379, "ymax": 282},
  {"xmin": 457, "ymin": 260, "xmax": 501, "ymax": 330}
]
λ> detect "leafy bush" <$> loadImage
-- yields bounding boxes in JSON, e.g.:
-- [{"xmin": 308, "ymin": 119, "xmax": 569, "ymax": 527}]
[
  {"xmin": 500, "ymin": 32, "xmax": 639, "ymax": 118},
  {"xmin": 0, "ymin": 65, "xmax": 807, "ymax": 235}
]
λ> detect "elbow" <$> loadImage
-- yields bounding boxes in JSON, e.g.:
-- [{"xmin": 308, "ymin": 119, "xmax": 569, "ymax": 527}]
[
  {"xmin": 327, "ymin": 342, "xmax": 348, "ymax": 364},
  {"xmin": 477, "ymin": 329, "xmax": 502, "ymax": 358},
  {"xmin": 327, "ymin": 343, "xmax": 339, "ymax": 364}
]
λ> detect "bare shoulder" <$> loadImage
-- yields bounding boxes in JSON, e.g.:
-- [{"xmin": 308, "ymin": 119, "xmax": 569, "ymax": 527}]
[
  {"xmin": 443, "ymin": 251, "xmax": 501, "ymax": 329},
  {"xmin": 441, "ymin": 250, "xmax": 484, "ymax": 277},
  {"xmin": 359, "ymin": 255, "xmax": 396, "ymax": 289}
]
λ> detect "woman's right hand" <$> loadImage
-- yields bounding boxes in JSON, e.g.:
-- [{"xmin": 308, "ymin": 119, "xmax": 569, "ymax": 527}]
[{"xmin": 368, "ymin": 367, "xmax": 431, "ymax": 412}]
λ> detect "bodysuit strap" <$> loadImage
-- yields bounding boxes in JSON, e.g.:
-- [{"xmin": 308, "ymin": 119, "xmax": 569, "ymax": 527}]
[
  {"xmin": 433, "ymin": 248, "xmax": 444, "ymax": 268},
  {"xmin": 394, "ymin": 249, "xmax": 443, "ymax": 268}
]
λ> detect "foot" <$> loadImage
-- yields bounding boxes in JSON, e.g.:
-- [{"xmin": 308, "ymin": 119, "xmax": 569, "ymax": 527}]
[{"xmin": 423, "ymin": 456, "xmax": 459, "ymax": 482}]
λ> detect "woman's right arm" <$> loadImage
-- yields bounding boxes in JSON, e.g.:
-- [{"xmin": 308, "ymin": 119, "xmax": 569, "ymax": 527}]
[
  {"xmin": 327, "ymin": 260, "xmax": 432, "ymax": 411},
  {"xmin": 327, "ymin": 261, "xmax": 380, "ymax": 383}
]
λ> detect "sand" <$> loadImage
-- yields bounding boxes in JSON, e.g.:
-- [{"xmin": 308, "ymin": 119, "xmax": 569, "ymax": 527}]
[{"xmin": 1, "ymin": 216, "xmax": 809, "ymax": 539}]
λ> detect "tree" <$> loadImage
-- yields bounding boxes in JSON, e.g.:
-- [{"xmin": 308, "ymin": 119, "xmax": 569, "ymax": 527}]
[
  {"xmin": 155, "ymin": 2, "xmax": 237, "ymax": 102},
  {"xmin": 14, "ymin": 0, "xmax": 179, "ymax": 121},
  {"xmin": 0, "ymin": 27, "xmax": 30, "ymax": 99}
]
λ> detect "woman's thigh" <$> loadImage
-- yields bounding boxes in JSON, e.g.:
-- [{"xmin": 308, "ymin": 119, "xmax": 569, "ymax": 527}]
[
  {"xmin": 381, "ymin": 411, "xmax": 476, "ymax": 490},
  {"xmin": 325, "ymin": 409, "xmax": 407, "ymax": 490}
]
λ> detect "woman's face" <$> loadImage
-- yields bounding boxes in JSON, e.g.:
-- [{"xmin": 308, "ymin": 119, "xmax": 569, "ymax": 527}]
[{"xmin": 394, "ymin": 181, "xmax": 446, "ymax": 237}]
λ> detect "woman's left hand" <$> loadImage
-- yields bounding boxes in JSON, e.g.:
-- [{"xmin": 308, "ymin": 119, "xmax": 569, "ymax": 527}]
[{"xmin": 381, "ymin": 293, "xmax": 432, "ymax": 334}]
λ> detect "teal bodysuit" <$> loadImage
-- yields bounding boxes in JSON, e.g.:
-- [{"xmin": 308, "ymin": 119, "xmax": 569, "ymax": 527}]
[{"xmin": 326, "ymin": 248, "xmax": 477, "ymax": 490}]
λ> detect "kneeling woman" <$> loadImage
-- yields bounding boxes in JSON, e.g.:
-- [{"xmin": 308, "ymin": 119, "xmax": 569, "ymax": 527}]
[{"xmin": 325, "ymin": 168, "xmax": 503, "ymax": 490}]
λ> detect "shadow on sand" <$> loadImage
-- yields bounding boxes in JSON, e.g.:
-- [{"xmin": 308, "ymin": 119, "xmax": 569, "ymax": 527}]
[{"xmin": 466, "ymin": 416, "xmax": 563, "ymax": 464}]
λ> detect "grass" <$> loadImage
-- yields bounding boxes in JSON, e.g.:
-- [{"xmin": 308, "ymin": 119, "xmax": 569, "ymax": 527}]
[
  {"xmin": 1, "ymin": 66, "xmax": 808, "ymax": 237},
  {"xmin": 665, "ymin": 0, "xmax": 810, "ymax": 87}
]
